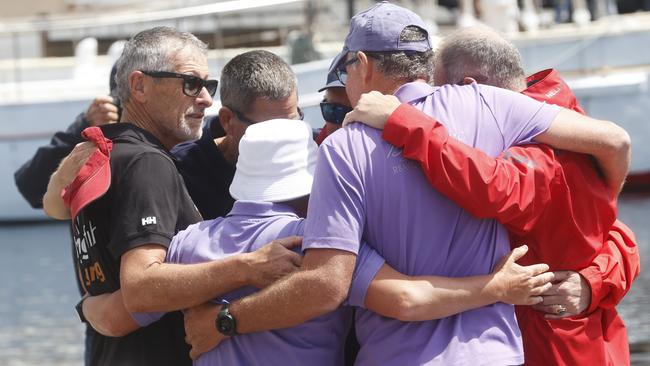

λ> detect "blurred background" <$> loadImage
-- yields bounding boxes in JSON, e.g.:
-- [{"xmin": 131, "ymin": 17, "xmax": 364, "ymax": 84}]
[{"xmin": 0, "ymin": 0, "xmax": 648, "ymax": 364}]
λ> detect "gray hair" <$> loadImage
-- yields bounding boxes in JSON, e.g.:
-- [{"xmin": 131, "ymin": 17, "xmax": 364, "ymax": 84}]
[
  {"xmin": 436, "ymin": 27, "xmax": 526, "ymax": 91},
  {"xmin": 366, "ymin": 26, "xmax": 434, "ymax": 83},
  {"xmin": 219, "ymin": 50, "xmax": 297, "ymax": 113},
  {"xmin": 115, "ymin": 26, "xmax": 208, "ymax": 104}
]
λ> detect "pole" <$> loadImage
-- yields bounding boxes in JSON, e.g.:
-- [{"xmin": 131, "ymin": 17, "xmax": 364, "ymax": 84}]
[{"xmin": 347, "ymin": 0, "xmax": 355, "ymax": 19}]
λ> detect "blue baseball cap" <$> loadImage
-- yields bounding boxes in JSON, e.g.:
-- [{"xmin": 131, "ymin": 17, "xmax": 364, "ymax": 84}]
[
  {"xmin": 328, "ymin": 1, "xmax": 432, "ymax": 73},
  {"xmin": 318, "ymin": 69, "xmax": 345, "ymax": 92}
]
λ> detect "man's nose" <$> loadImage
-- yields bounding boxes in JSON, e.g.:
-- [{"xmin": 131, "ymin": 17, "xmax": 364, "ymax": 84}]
[{"xmin": 195, "ymin": 86, "xmax": 213, "ymax": 108}]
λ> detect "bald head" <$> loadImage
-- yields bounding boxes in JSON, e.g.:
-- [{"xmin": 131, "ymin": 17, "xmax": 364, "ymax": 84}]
[{"xmin": 434, "ymin": 27, "xmax": 526, "ymax": 92}]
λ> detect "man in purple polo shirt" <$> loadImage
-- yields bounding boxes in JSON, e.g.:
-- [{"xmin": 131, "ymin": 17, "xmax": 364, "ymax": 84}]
[
  {"xmin": 195, "ymin": 2, "xmax": 630, "ymax": 365},
  {"xmin": 133, "ymin": 118, "xmax": 389, "ymax": 365},
  {"xmin": 130, "ymin": 119, "xmax": 345, "ymax": 365}
]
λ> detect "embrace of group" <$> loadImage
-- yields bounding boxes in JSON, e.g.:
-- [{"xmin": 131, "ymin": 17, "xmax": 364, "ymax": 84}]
[{"xmin": 14, "ymin": 1, "xmax": 641, "ymax": 365}]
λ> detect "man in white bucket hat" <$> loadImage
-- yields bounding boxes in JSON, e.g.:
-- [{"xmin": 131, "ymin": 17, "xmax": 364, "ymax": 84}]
[{"xmin": 131, "ymin": 118, "xmax": 361, "ymax": 365}]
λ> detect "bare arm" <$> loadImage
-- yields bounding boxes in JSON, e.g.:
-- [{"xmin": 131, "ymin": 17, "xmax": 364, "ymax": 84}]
[
  {"xmin": 185, "ymin": 248, "xmax": 356, "ymax": 359},
  {"xmin": 120, "ymin": 237, "xmax": 302, "ymax": 313},
  {"xmin": 43, "ymin": 142, "xmax": 97, "ymax": 219},
  {"xmin": 83, "ymin": 290, "xmax": 139, "ymax": 337},
  {"xmin": 366, "ymin": 245, "xmax": 554, "ymax": 321},
  {"xmin": 534, "ymin": 108, "xmax": 631, "ymax": 195},
  {"xmin": 231, "ymin": 249, "xmax": 355, "ymax": 332}
]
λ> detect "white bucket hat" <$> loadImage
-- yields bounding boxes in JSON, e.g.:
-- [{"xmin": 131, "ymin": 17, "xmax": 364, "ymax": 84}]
[{"xmin": 229, "ymin": 118, "xmax": 318, "ymax": 202}]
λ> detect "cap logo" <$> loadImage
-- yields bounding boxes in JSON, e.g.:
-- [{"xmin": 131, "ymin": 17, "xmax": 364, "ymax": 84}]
[{"xmin": 545, "ymin": 86, "xmax": 562, "ymax": 99}]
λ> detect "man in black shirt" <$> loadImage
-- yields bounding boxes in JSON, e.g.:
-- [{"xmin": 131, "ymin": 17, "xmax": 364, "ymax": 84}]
[{"xmin": 43, "ymin": 28, "xmax": 301, "ymax": 365}]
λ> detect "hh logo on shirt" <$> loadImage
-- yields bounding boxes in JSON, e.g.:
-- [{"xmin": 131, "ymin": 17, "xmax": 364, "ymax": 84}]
[{"xmin": 142, "ymin": 216, "xmax": 157, "ymax": 226}]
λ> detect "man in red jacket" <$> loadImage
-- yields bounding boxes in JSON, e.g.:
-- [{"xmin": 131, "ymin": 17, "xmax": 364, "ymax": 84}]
[{"xmin": 344, "ymin": 27, "xmax": 640, "ymax": 366}]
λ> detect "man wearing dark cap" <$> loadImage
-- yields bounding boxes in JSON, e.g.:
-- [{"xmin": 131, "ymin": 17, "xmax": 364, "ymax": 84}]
[
  {"xmin": 189, "ymin": 2, "xmax": 630, "ymax": 365},
  {"xmin": 315, "ymin": 71, "xmax": 352, "ymax": 145}
]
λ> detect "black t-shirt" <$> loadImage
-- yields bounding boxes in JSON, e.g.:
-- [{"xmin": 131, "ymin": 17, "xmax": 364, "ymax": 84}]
[
  {"xmin": 171, "ymin": 116, "xmax": 235, "ymax": 220},
  {"xmin": 72, "ymin": 123, "xmax": 200, "ymax": 366}
]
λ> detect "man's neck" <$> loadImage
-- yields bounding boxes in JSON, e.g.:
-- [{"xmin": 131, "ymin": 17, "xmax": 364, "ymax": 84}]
[
  {"xmin": 121, "ymin": 104, "xmax": 175, "ymax": 150},
  {"xmin": 214, "ymin": 136, "xmax": 236, "ymax": 165},
  {"xmin": 377, "ymin": 78, "xmax": 428, "ymax": 96}
]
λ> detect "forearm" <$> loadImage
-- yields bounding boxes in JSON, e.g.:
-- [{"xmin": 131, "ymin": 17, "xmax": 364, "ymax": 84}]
[
  {"xmin": 121, "ymin": 252, "xmax": 249, "ymax": 313},
  {"xmin": 42, "ymin": 170, "xmax": 71, "ymax": 219},
  {"xmin": 365, "ymin": 265, "xmax": 498, "ymax": 321},
  {"xmin": 534, "ymin": 109, "xmax": 631, "ymax": 195},
  {"xmin": 229, "ymin": 249, "xmax": 355, "ymax": 334},
  {"xmin": 83, "ymin": 290, "xmax": 139, "ymax": 337}
]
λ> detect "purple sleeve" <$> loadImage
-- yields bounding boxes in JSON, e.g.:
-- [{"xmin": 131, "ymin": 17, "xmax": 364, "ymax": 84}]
[
  {"xmin": 480, "ymin": 84, "xmax": 562, "ymax": 146},
  {"xmin": 130, "ymin": 311, "xmax": 164, "ymax": 327},
  {"xmin": 164, "ymin": 230, "xmax": 186, "ymax": 263},
  {"xmin": 346, "ymin": 243, "xmax": 386, "ymax": 307},
  {"xmin": 303, "ymin": 140, "xmax": 365, "ymax": 254}
]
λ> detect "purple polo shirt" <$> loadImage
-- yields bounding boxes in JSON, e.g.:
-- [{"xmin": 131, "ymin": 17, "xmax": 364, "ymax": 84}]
[
  {"xmin": 303, "ymin": 81, "xmax": 562, "ymax": 365},
  {"xmin": 132, "ymin": 200, "xmax": 385, "ymax": 366}
]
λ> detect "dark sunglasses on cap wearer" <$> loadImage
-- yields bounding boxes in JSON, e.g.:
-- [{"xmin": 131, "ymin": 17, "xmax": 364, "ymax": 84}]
[
  {"xmin": 320, "ymin": 102, "xmax": 352, "ymax": 125},
  {"xmin": 140, "ymin": 70, "xmax": 219, "ymax": 97}
]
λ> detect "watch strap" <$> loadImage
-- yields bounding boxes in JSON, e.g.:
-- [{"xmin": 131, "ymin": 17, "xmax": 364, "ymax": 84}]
[{"xmin": 215, "ymin": 300, "xmax": 237, "ymax": 336}]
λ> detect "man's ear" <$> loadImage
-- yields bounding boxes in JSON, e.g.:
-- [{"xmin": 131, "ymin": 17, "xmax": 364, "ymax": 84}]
[
  {"xmin": 128, "ymin": 71, "xmax": 147, "ymax": 103},
  {"xmin": 218, "ymin": 107, "xmax": 234, "ymax": 134},
  {"xmin": 462, "ymin": 76, "xmax": 477, "ymax": 85},
  {"xmin": 357, "ymin": 51, "xmax": 373, "ymax": 85}
]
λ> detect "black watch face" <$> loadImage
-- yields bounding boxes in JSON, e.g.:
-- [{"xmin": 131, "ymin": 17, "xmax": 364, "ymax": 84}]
[{"xmin": 217, "ymin": 317, "xmax": 234, "ymax": 334}]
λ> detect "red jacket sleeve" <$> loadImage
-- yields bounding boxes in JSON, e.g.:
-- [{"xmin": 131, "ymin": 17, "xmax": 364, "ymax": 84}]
[
  {"xmin": 382, "ymin": 103, "xmax": 555, "ymax": 235},
  {"xmin": 580, "ymin": 219, "xmax": 641, "ymax": 313}
]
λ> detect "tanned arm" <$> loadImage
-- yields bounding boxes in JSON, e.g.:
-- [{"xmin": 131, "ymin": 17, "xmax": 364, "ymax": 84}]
[
  {"xmin": 120, "ymin": 238, "xmax": 302, "ymax": 313},
  {"xmin": 83, "ymin": 291, "xmax": 139, "ymax": 337},
  {"xmin": 43, "ymin": 142, "xmax": 97, "ymax": 219},
  {"xmin": 365, "ymin": 245, "xmax": 554, "ymax": 321},
  {"xmin": 534, "ymin": 108, "xmax": 631, "ymax": 196},
  {"xmin": 185, "ymin": 249, "xmax": 355, "ymax": 359}
]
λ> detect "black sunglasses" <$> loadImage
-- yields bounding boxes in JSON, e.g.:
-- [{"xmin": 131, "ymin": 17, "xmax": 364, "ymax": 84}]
[
  {"xmin": 227, "ymin": 106, "xmax": 305, "ymax": 125},
  {"xmin": 320, "ymin": 102, "xmax": 352, "ymax": 125},
  {"xmin": 141, "ymin": 70, "xmax": 218, "ymax": 97},
  {"xmin": 335, "ymin": 52, "xmax": 382, "ymax": 86},
  {"xmin": 335, "ymin": 56, "xmax": 359, "ymax": 86}
]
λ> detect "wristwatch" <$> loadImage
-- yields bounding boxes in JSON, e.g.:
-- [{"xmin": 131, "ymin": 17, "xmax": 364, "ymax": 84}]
[
  {"xmin": 215, "ymin": 301, "xmax": 237, "ymax": 336},
  {"xmin": 75, "ymin": 296, "xmax": 88, "ymax": 323}
]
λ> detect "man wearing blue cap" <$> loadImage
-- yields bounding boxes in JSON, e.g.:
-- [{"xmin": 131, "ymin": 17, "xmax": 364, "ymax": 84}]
[
  {"xmin": 315, "ymin": 71, "xmax": 351, "ymax": 144},
  {"xmin": 190, "ymin": 2, "xmax": 630, "ymax": 365}
]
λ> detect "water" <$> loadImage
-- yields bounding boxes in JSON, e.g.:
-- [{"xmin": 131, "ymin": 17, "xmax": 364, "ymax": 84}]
[
  {"xmin": 0, "ymin": 222, "xmax": 84, "ymax": 365},
  {"xmin": 0, "ymin": 196, "xmax": 648, "ymax": 365}
]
